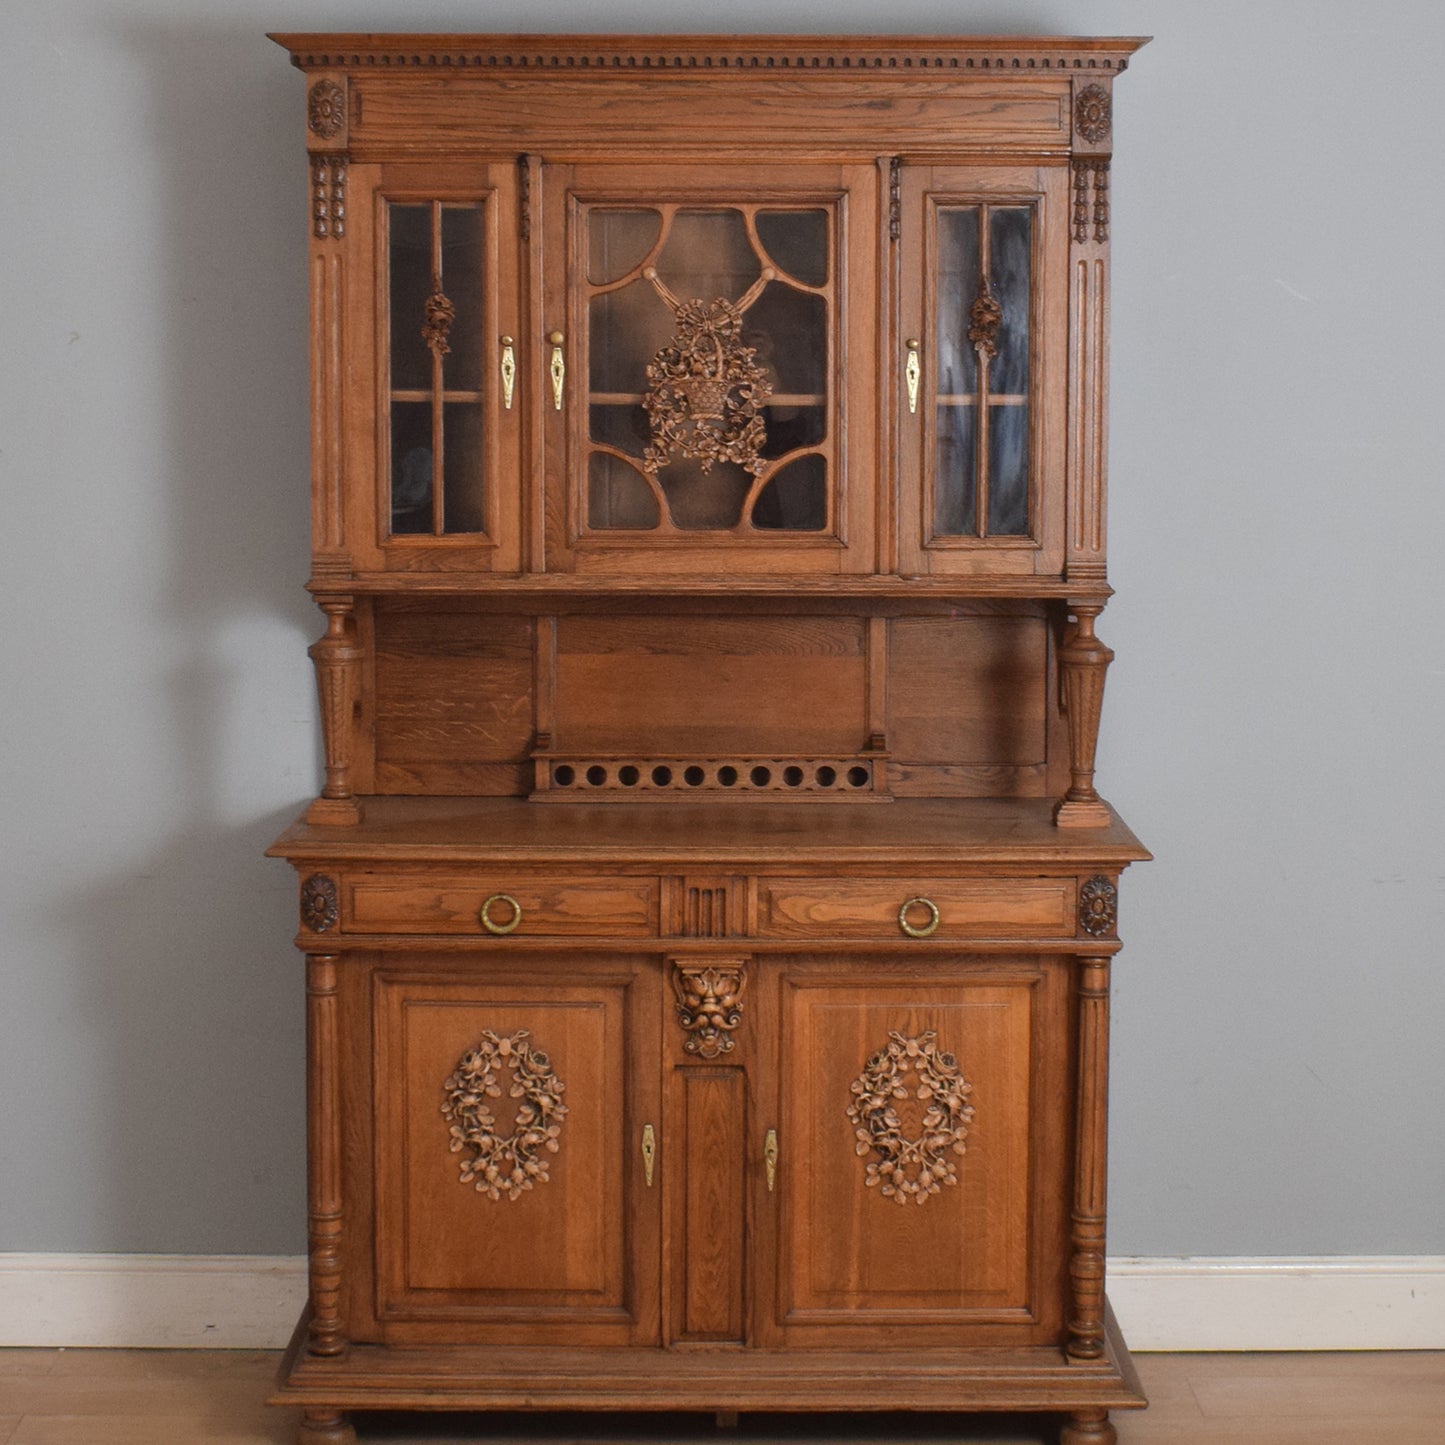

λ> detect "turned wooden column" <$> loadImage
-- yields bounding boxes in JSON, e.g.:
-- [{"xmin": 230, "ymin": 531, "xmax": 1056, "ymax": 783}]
[
  {"xmin": 1055, "ymin": 603, "xmax": 1114, "ymax": 828},
  {"xmin": 1067, "ymin": 954, "xmax": 1112, "ymax": 1362},
  {"xmin": 306, "ymin": 595, "xmax": 363, "ymax": 825},
  {"xmin": 305, "ymin": 953, "xmax": 347, "ymax": 1360}
]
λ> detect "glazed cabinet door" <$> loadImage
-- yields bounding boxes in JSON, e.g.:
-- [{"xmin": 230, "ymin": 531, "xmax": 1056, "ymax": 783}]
[
  {"xmin": 896, "ymin": 165, "xmax": 1069, "ymax": 578},
  {"xmin": 756, "ymin": 955, "xmax": 1073, "ymax": 1348},
  {"xmin": 540, "ymin": 162, "xmax": 879, "ymax": 576},
  {"xmin": 341, "ymin": 161, "xmax": 523, "ymax": 576},
  {"xmin": 371, "ymin": 953, "xmax": 661, "ymax": 1344}
]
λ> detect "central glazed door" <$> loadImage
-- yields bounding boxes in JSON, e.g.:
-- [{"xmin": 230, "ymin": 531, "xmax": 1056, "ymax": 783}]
[
  {"xmin": 541, "ymin": 161, "xmax": 880, "ymax": 576},
  {"xmin": 372, "ymin": 954, "xmax": 662, "ymax": 1345},
  {"xmin": 757, "ymin": 955, "xmax": 1074, "ymax": 1348}
]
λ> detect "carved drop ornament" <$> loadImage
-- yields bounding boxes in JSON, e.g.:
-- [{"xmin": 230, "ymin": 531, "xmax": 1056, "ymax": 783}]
[
  {"xmin": 441, "ymin": 1030, "xmax": 568, "ymax": 1201},
  {"xmin": 1073, "ymin": 83, "xmax": 1112, "ymax": 144},
  {"xmin": 421, "ymin": 284, "xmax": 456, "ymax": 360},
  {"xmin": 968, "ymin": 277, "xmax": 1003, "ymax": 359},
  {"xmin": 846, "ymin": 1031, "xmax": 976, "ymax": 1205},
  {"xmin": 307, "ymin": 80, "xmax": 346, "ymax": 138},
  {"xmin": 672, "ymin": 961, "xmax": 747, "ymax": 1057},
  {"xmin": 1079, "ymin": 876, "xmax": 1118, "ymax": 937},
  {"xmin": 300, "ymin": 874, "xmax": 339, "ymax": 932}
]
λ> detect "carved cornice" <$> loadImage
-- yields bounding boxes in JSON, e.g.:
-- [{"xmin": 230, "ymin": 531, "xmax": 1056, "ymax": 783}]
[
  {"xmin": 442, "ymin": 1030, "xmax": 568, "ymax": 1201},
  {"xmin": 1079, "ymin": 876, "xmax": 1118, "ymax": 936},
  {"xmin": 300, "ymin": 874, "xmax": 339, "ymax": 932},
  {"xmin": 275, "ymin": 35, "xmax": 1147, "ymax": 75},
  {"xmin": 847, "ymin": 1031, "xmax": 975, "ymax": 1205},
  {"xmin": 672, "ymin": 960, "xmax": 747, "ymax": 1058}
]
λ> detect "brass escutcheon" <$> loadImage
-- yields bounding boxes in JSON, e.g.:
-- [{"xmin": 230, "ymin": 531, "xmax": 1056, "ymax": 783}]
[
  {"xmin": 479, "ymin": 893, "xmax": 522, "ymax": 936},
  {"xmin": 898, "ymin": 896, "xmax": 941, "ymax": 939}
]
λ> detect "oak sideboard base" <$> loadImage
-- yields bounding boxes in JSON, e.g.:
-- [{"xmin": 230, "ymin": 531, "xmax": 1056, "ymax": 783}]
[{"xmin": 273, "ymin": 1301, "xmax": 1145, "ymax": 1433}]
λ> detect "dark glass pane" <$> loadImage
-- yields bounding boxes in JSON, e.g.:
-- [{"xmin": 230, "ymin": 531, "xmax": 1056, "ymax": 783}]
[
  {"xmin": 587, "ymin": 451, "xmax": 660, "ymax": 530},
  {"xmin": 655, "ymin": 210, "xmax": 760, "ymax": 305},
  {"xmin": 745, "ymin": 284, "xmax": 824, "ymax": 398},
  {"xmin": 442, "ymin": 401, "xmax": 483, "ymax": 533},
  {"xmin": 389, "ymin": 205, "xmax": 431, "ymax": 392},
  {"xmin": 751, "ymin": 454, "xmax": 827, "ymax": 531},
  {"xmin": 754, "ymin": 209, "xmax": 829, "ymax": 288},
  {"xmin": 933, "ymin": 403, "xmax": 977, "ymax": 537},
  {"xmin": 759, "ymin": 404, "xmax": 825, "ymax": 461},
  {"xmin": 989, "ymin": 206, "xmax": 1032, "ymax": 397},
  {"xmin": 440, "ymin": 205, "xmax": 483, "ymax": 391},
  {"xmin": 658, "ymin": 458, "xmax": 750, "ymax": 530},
  {"xmin": 987, "ymin": 405, "xmax": 1029, "ymax": 535},
  {"xmin": 390, "ymin": 400, "xmax": 433, "ymax": 534},
  {"xmin": 589, "ymin": 402, "xmax": 650, "ymax": 459},
  {"xmin": 588, "ymin": 208, "xmax": 662, "ymax": 286},
  {"xmin": 935, "ymin": 208, "xmax": 979, "ymax": 400},
  {"xmin": 589, "ymin": 282, "xmax": 673, "ymax": 395}
]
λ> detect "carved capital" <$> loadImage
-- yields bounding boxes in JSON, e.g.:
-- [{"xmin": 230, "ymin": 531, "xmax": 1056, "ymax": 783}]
[
  {"xmin": 300, "ymin": 875, "xmax": 339, "ymax": 933},
  {"xmin": 442, "ymin": 1031, "xmax": 568, "ymax": 1201},
  {"xmin": 672, "ymin": 960, "xmax": 747, "ymax": 1058},
  {"xmin": 1074, "ymin": 84, "xmax": 1112, "ymax": 144},
  {"xmin": 307, "ymin": 80, "xmax": 346, "ymax": 139},
  {"xmin": 1079, "ymin": 876, "xmax": 1118, "ymax": 937}
]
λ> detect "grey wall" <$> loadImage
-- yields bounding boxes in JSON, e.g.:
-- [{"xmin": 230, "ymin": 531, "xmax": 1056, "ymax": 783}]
[{"xmin": 2, "ymin": 1, "xmax": 1441, "ymax": 1258}]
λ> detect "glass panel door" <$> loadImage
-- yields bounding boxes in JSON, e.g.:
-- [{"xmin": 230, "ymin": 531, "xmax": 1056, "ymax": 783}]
[
  {"xmin": 898, "ymin": 166, "xmax": 1067, "ymax": 578},
  {"xmin": 544, "ymin": 164, "xmax": 878, "ymax": 576}
]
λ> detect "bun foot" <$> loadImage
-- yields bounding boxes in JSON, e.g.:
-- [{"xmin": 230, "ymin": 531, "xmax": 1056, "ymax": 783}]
[
  {"xmin": 299, "ymin": 1410, "xmax": 356, "ymax": 1444},
  {"xmin": 1061, "ymin": 1409, "xmax": 1116, "ymax": 1445}
]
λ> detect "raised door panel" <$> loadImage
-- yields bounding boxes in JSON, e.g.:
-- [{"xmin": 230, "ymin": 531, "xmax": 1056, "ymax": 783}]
[
  {"xmin": 541, "ymin": 161, "xmax": 878, "ymax": 576},
  {"xmin": 760, "ymin": 956, "xmax": 1072, "ymax": 1348},
  {"xmin": 373, "ymin": 955, "xmax": 660, "ymax": 1344},
  {"xmin": 343, "ymin": 161, "xmax": 523, "ymax": 576},
  {"xmin": 896, "ymin": 165, "xmax": 1069, "ymax": 578}
]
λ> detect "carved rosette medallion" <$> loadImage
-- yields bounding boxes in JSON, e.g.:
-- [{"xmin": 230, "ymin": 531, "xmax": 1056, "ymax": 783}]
[
  {"xmin": 642, "ymin": 269, "xmax": 774, "ymax": 477},
  {"xmin": 672, "ymin": 961, "xmax": 747, "ymax": 1058},
  {"xmin": 1079, "ymin": 876, "xmax": 1118, "ymax": 937},
  {"xmin": 1074, "ymin": 84, "xmax": 1112, "ymax": 144},
  {"xmin": 442, "ymin": 1030, "xmax": 568, "ymax": 1201},
  {"xmin": 846, "ymin": 1031, "xmax": 976, "ymax": 1206},
  {"xmin": 300, "ymin": 874, "xmax": 339, "ymax": 932},
  {"xmin": 307, "ymin": 80, "xmax": 346, "ymax": 139}
]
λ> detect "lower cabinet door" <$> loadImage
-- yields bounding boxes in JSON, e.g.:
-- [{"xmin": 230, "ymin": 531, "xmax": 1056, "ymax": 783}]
[
  {"xmin": 759, "ymin": 954, "xmax": 1073, "ymax": 1348},
  {"xmin": 372, "ymin": 953, "xmax": 661, "ymax": 1344}
]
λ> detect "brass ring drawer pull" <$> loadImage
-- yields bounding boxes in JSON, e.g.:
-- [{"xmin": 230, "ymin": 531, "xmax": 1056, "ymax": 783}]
[
  {"xmin": 479, "ymin": 893, "xmax": 522, "ymax": 936},
  {"xmin": 898, "ymin": 896, "xmax": 941, "ymax": 939}
]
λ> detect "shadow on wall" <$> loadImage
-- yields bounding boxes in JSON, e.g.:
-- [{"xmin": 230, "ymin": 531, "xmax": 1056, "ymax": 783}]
[{"xmin": 50, "ymin": 17, "xmax": 322, "ymax": 1252}]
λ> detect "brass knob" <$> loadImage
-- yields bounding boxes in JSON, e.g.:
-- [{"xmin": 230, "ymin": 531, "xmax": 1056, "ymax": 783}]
[
  {"xmin": 479, "ymin": 893, "xmax": 522, "ymax": 936},
  {"xmin": 898, "ymin": 896, "xmax": 940, "ymax": 939}
]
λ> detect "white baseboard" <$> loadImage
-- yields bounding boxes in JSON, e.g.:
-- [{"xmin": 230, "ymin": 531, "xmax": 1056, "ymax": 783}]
[
  {"xmin": 0, "ymin": 1253, "xmax": 1440, "ymax": 1351},
  {"xmin": 1109, "ymin": 1255, "xmax": 1445, "ymax": 1351}
]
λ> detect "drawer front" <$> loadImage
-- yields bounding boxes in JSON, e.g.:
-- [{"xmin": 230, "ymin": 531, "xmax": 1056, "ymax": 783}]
[
  {"xmin": 759, "ymin": 877, "xmax": 1073, "ymax": 940},
  {"xmin": 346, "ymin": 874, "xmax": 658, "ymax": 936}
]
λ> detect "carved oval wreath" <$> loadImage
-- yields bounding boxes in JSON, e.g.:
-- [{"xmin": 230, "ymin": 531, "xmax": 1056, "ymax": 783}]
[
  {"xmin": 846, "ymin": 1030, "xmax": 975, "ymax": 1205},
  {"xmin": 441, "ymin": 1030, "xmax": 568, "ymax": 1202}
]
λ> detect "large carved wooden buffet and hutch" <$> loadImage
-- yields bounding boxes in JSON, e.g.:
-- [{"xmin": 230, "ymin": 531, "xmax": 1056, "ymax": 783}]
[{"xmin": 267, "ymin": 33, "xmax": 1151, "ymax": 1445}]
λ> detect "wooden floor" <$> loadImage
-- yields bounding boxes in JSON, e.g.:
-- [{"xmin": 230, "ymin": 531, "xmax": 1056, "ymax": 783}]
[{"xmin": 1, "ymin": 1349, "xmax": 1442, "ymax": 1444}]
